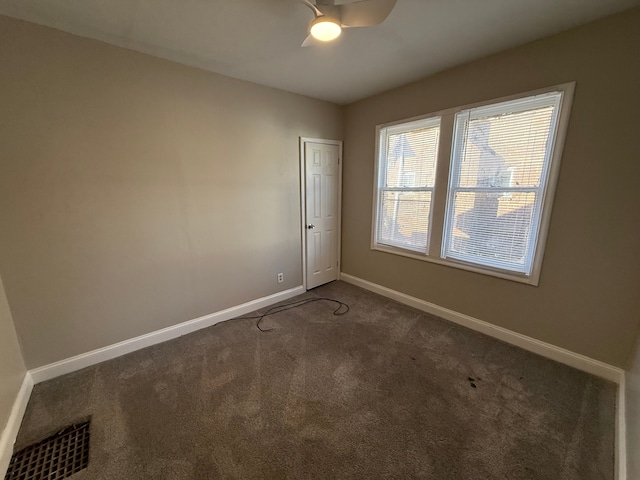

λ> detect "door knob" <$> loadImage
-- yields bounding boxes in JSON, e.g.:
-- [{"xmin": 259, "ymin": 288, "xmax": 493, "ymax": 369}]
[{"xmin": 307, "ymin": 224, "xmax": 315, "ymax": 229}]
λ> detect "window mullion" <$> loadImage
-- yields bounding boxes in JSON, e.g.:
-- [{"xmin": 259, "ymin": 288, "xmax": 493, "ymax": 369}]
[{"xmin": 429, "ymin": 113, "xmax": 454, "ymax": 257}]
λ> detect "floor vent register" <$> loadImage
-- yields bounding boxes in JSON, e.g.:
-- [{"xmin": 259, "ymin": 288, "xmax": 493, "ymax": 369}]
[{"xmin": 5, "ymin": 421, "xmax": 90, "ymax": 480}]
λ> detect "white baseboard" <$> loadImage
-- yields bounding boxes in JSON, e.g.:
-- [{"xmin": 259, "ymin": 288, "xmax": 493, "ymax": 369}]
[
  {"xmin": 0, "ymin": 372, "xmax": 33, "ymax": 478},
  {"xmin": 29, "ymin": 286, "xmax": 305, "ymax": 384},
  {"xmin": 340, "ymin": 273, "xmax": 623, "ymax": 383},
  {"xmin": 616, "ymin": 375, "xmax": 627, "ymax": 480}
]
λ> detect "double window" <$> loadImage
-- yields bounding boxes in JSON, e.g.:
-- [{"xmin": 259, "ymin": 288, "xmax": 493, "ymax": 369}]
[{"xmin": 372, "ymin": 84, "xmax": 574, "ymax": 285}]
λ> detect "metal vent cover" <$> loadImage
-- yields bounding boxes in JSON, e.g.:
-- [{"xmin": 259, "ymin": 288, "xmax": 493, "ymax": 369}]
[{"xmin": 5, "ymin": 420, "xmax": 90, "ymax": 480}]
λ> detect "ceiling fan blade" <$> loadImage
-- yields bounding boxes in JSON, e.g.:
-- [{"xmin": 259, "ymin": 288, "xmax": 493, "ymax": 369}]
[
  {"xmin": 302, "ymin": 34, "xmax": 327, "ymax": 47},
  {"xmin": 301, "ymin": 34, "xmax": 314, "ymax": 47},
  {"xmin": 300, "ymin": 0, "xmax": 322, "ymax": 17},
  {"xmin": 337, "ymin": 0, "xmax": 397, "ymax": 27},
  {"xmin": 302, "ymin": 33, "xmax": 343, "ymax": 47}
]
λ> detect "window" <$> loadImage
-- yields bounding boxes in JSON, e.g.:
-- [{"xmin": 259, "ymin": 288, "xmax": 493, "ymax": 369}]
[
  {"xmin": 375, "ymin": 117, "xmax": 440, "ymax": 253},
  {"xmin": 372, "ymin": 84, "xmax": 574, "ymax": 285}
]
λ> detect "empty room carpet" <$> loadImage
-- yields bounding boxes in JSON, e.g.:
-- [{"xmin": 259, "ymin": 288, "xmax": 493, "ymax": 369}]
[{"xmin": 13, "ymin": 281, "xmax": 616, "ymax": 479}]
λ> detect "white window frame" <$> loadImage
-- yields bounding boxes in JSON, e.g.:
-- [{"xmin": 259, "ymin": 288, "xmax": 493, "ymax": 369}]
[{"xmin": 371, "ymin": 83, "xmax": 575, "ymax": 286}]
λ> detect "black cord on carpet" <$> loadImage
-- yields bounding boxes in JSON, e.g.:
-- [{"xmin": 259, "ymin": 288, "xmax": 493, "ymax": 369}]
[{"xmin": 234, "ymin": 297, "xmax": 350, "ymax": 332}]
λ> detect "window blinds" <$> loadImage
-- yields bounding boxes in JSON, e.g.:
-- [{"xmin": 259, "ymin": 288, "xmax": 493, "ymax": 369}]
[{"xmin": 443, "ymin": 92, "xmax": 563, "ymax": 274}]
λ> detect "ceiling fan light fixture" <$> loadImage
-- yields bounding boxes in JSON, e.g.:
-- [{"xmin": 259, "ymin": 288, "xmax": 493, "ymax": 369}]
[{"xmin": 310, "ymin": 16, "xmax": 342, "ymax": 42}]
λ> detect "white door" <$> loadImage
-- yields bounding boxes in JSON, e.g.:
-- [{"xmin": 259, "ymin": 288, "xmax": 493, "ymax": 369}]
[{"xmin": 304, "ymin": 141, "xmax": 341, "ymax": 289}]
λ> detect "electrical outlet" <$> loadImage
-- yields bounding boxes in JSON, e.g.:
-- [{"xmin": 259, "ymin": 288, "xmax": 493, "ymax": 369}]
[{"xmin": 277, "ymin": 273, "xmax": 284, "ymax": 283}]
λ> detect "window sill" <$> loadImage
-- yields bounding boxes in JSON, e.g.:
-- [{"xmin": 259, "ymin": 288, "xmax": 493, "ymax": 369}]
[{"xmin": 371, "ymin": 244, "xmax": 540, "ymax": 286}]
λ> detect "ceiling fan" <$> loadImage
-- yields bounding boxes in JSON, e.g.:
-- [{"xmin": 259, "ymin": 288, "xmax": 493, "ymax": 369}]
[{"xmin": 300, "ymin": 0, "xmax": 397, "ymax": 46}]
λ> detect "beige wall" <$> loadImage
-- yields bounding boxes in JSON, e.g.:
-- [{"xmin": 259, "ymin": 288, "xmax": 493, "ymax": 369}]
[
  {"xmin": 0, "ymin": 16, "xmax": 342, "ymax": 368},
  {"xmin": 0, "ymin": 273, "xmax": 26, "ymax": 433},
  {"xmin": 626, "ymin": 326, "xmax": 640, "ymax": 477},
  {"xmin": 342, "ymin": 8, "xmax": 640, "ymax": 367}
]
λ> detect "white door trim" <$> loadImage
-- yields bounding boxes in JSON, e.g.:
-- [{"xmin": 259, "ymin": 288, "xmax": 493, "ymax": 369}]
[{"xmin": 299, "ymin": 137, "xmax": 343, "ymax": 290}]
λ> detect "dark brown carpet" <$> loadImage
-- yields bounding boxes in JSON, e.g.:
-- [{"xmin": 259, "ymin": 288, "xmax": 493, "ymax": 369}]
[{"xmin": 14, "ymin": 281, "xmax": 616, "ymax": 479}]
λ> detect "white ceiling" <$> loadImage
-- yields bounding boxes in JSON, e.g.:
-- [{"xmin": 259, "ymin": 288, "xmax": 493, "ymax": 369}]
[{"xmin": 1, "ymin": 0, "xmax": 638, "ymax": 104}]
